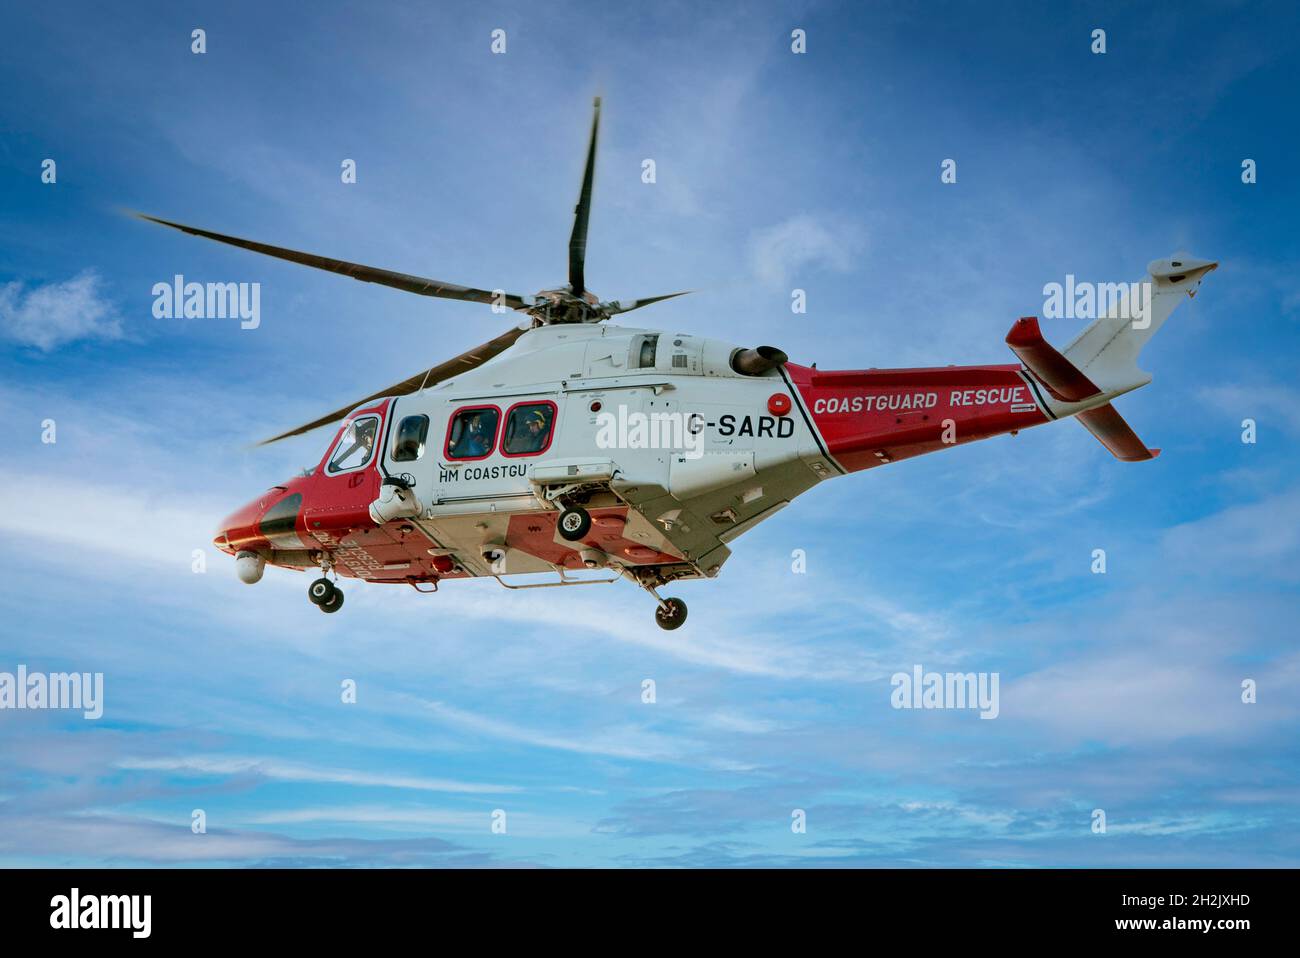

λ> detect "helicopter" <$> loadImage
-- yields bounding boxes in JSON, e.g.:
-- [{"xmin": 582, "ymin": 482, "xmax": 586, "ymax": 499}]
[{"xmin": 138, "ymin": 98, "xmax": 1216, "ymax": 629}]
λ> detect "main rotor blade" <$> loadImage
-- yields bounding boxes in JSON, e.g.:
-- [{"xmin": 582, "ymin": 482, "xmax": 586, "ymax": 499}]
[
  {"xmin": 135, "ymin": 212, "xmax": 532, "ymax": 310},
  {"xmin": 601, "ymin": 290, "xmax": 692, "ymax": 315},
  {"xmin": 258, "ymin": 324, "xmax": 529, "ymax": 445},
  {"xmin": 568, "ymin": 97, "xmax": 601, "ymax": 296}
]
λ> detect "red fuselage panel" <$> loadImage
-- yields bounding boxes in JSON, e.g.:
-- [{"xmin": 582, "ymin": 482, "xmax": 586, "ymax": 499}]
[{"xmin": 786, "ymin": 362, "xmax": 1049, "ymax": 472}]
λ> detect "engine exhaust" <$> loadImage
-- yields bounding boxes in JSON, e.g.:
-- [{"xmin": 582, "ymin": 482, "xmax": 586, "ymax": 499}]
[{"xmin": 731, "ymin": 345, "xmax": 789, "ymax": 376}]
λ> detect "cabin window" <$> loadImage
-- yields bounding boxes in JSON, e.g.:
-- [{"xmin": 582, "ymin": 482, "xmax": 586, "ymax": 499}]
[
  {"xmin": 327, "ymin": 415, "xmax": 380, "ymax": 474},
  {"xmin": 391, "ymin": 414, "xmax": 430, "ymax": 462},
  {"xmin": 502, "ymin": 401, "xmax": 557, "ymax": 456},
  {"xmin": 445, "ymin": 407, "xmax": 499, "ymax": 460}
]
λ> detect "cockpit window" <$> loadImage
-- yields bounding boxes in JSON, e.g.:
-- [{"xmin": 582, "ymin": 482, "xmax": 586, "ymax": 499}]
[
  {"xmin": 503, "ymin": 402, "xmax": 556, "ymax": 456},
  {"xmin": 327, "ymin": 415, "xmax": 380, "ymax": 474},
  {"xmin": 445, "ymin": 407, "xmax": 499, "ymax": 460},
  {"xmin": 391, "ymin": 414, "xmax": 430, "ymax": 462}
]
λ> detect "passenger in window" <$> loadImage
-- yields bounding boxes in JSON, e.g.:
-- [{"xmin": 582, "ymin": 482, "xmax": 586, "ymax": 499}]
[
  {"xmin": 454, "ymin": 412, "xmax": 492, "ymax": 458},
  {"xmin": 512, "ymin": 408, "xmax": 551, "ymax": 453}
]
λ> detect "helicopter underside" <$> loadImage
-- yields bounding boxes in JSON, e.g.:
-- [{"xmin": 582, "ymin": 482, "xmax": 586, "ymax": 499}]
[{"xmin": 250, "ymin": 452, "xmax": 821, "ymax": 594}]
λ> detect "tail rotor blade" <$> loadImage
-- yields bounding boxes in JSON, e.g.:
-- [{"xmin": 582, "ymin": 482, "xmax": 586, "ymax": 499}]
[{"xmin": 568, "ymin": 97, "xmax": 601, "ymax": 296}]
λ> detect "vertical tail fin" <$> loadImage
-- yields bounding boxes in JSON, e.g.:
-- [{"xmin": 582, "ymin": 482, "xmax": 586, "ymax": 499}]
[{"xmin": 1062, "ymin": 254, "xmax": 1217, "ymax": 394}]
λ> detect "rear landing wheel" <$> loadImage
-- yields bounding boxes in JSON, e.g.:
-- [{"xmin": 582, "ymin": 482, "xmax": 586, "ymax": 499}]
[
  {"xmin": 558, "ymin": 506, "xmax": 592, "ymax": 542},
  {"xmin": 319, "ymin": 588, "xmax": 344, "ymax": 614},
  {"xmin": 654, "ymin": 597, "xmax": 688, "ymax": 631},
  {"xmin": 308, "ymin": 577, "xmax": 336, "ymax": 605}
]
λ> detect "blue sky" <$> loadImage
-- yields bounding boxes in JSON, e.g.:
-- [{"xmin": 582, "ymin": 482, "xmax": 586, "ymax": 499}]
[{"xmin": 1, "ymin": 0, "xmax": 1298, "ymax": 866}]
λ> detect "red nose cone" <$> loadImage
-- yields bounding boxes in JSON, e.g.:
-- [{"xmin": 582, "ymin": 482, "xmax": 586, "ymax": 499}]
[
  {"xmin": 215, "ymin": 483, "xmax": 305, "ymax": 555},
  {"xmin": 214, "ymin": 497, "xmax": 267, "ymax": 555}
]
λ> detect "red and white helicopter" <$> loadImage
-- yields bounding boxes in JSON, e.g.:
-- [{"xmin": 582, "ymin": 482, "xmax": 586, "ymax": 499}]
[{"xmin": 140, "ymin": 99, "xmax": 1216, "ymax": 628}]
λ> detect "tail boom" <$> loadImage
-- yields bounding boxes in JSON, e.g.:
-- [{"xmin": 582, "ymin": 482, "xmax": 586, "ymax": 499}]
[
  {"xmin": 785, "ymin": 362, "xmax": 1049, "ymax": 474},
  {"xmin": 786, "ymin": 254, "xmax": 1213, "ymax": 474}
]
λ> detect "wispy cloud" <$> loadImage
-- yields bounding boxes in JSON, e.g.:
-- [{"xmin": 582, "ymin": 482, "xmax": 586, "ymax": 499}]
[
  {"xmin": 0, "ymin": 468, "xmax": 221, "ymax": 565},
  {"xmin": 116, "ymin": 755, "xmax": 521, "ymax": 795},
  {"xmin": 0, "ymin": 812, "xmax": 512, "ymax": 867},
  {"xmin": 240, "ymin": 804, "xmax": 592, "ymax": 838},
  {"xmin": 422, "ymin": 700, "xmax": 693, "ymax": 763},
  {"xmin": 0, "ymin": 270, "xmax": 123, "ymax": 351},
  {"xmin": 748, "ymin": 214, "xmax": 865, "ymax": 290},
  {"xmin": 1198, "ymin": 382, "xmax": 1300, "ymax": 437}
]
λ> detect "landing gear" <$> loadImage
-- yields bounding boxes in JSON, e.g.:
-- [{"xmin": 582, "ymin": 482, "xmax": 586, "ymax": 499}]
[
  {"xmin": 626, "ymin": 572, "xmax": 689, "ymax": 631},
  {"xmin": 308, "ymin": 576, "xmax": 345, "ymax": 614},
  {"xmin": 306, "ymin": 552, "xmax": 347, "ymax": 615},
  {"xmin": 557, "ymin": 506, "xmax": 592, "ymax": 541},
  {"xmin": 654, "ymin": 597, "xmax": 688, "ymax": 631}
]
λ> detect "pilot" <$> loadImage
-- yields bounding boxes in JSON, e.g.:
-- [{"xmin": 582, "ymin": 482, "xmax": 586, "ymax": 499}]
[
  {"xmin": 514, "ymin": 409, "xmax": 550, "ymax": 453},
  {"xmin": 330, "ymin": 418, "xmax": 377, "ymax": 471}
]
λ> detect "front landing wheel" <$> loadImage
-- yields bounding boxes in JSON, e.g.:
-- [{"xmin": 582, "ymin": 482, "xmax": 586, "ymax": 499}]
[
  {"xmin": 308, "ymin": 577, "xmax": 336, "ymax": 605},
  {"xmin": 654, "ymin": 597, "xmax": 688, "ymax": 631},
  {"xmin": 558, "ymin": 506, "xmax": 592, "ymax": 542}
]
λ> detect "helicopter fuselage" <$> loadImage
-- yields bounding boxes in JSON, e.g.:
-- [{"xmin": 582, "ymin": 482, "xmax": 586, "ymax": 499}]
[{"xmin": 214, "ymin": 321, "xmax": 1051, "ymax": 602}]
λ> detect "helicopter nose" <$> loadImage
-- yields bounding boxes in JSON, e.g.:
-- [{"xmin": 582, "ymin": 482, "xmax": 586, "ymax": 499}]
[
  {"xmin": 214, "ymin": 484, "xmax": 305, "ymax": 555},
  {"xmin": 213, "ymin": 496, "xmax": 267, "ymax": 555}
]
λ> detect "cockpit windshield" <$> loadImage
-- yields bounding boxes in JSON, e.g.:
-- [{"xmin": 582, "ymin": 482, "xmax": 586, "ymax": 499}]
[{"xmin": 327, "ymin": 416, "xmax": 379, "ymax": 474}]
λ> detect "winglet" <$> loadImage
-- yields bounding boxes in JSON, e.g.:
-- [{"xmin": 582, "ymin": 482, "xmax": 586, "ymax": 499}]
[
  {"xmin": 1075, "ymin": 403, "xmax": 1161, "ymax": 462},
  {"xmin": 1005, "ymin": 316, "xmax": 1101, "ymax": 402}
]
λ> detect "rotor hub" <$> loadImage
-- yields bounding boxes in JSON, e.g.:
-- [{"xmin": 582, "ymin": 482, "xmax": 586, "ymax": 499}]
[{"xmin": 525, "ymin": 287, "xmax": 606, "ymax": 325}]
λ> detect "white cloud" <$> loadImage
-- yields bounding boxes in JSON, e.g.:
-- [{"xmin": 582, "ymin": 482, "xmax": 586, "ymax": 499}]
[
  {"xmin": 705, "ymin": 710, "xmax": 783, "ymax": 735},
  {"xmin": 116, "ymin": 754, "xmax": 519, "ymax": 794},
  {"xmin": 748, "ymin": 214, "xmax": 865, "ymax": 289},
  {"xmin": 1161, "ymin": 487, "xmax": 1300, "ymax": 580},
  {"xmin": 240, "ymin": 804, "xmax": 592, "ymax": 838},
  {"xmin": 1009, "ymin": 657, "xmax": 1237, "ymax": 744},
  {"xmin": 1198, "ymin": 382, "xmax": 1300, "ymax": 436},
  {"xmin": 0, "ymin": 270, "xmax": 123, "ymax": 350},
  {"xmin": 422, "ymin": 699, "xmax": 693, "ymax": 762},
  {"xmin": 0, "ymin": 468, "xmax": 221, "ymax": 566},
  {"xmin": 0, "ymin": 812, "xmax": 501, "ymax": 866},
  {"xmin": 1007, "ymin": 645, "xmax": 1300, "ymax": 746}
]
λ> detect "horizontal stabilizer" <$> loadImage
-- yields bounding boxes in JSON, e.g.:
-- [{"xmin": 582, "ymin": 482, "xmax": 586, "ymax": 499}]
[
  {"xmin": 1005, "ymin": 317, "xmax": 1101, "ymax": 402},
  {"xmin": 1076, "ymin": 403, "xmax": 1160, "ymax": 462}
]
